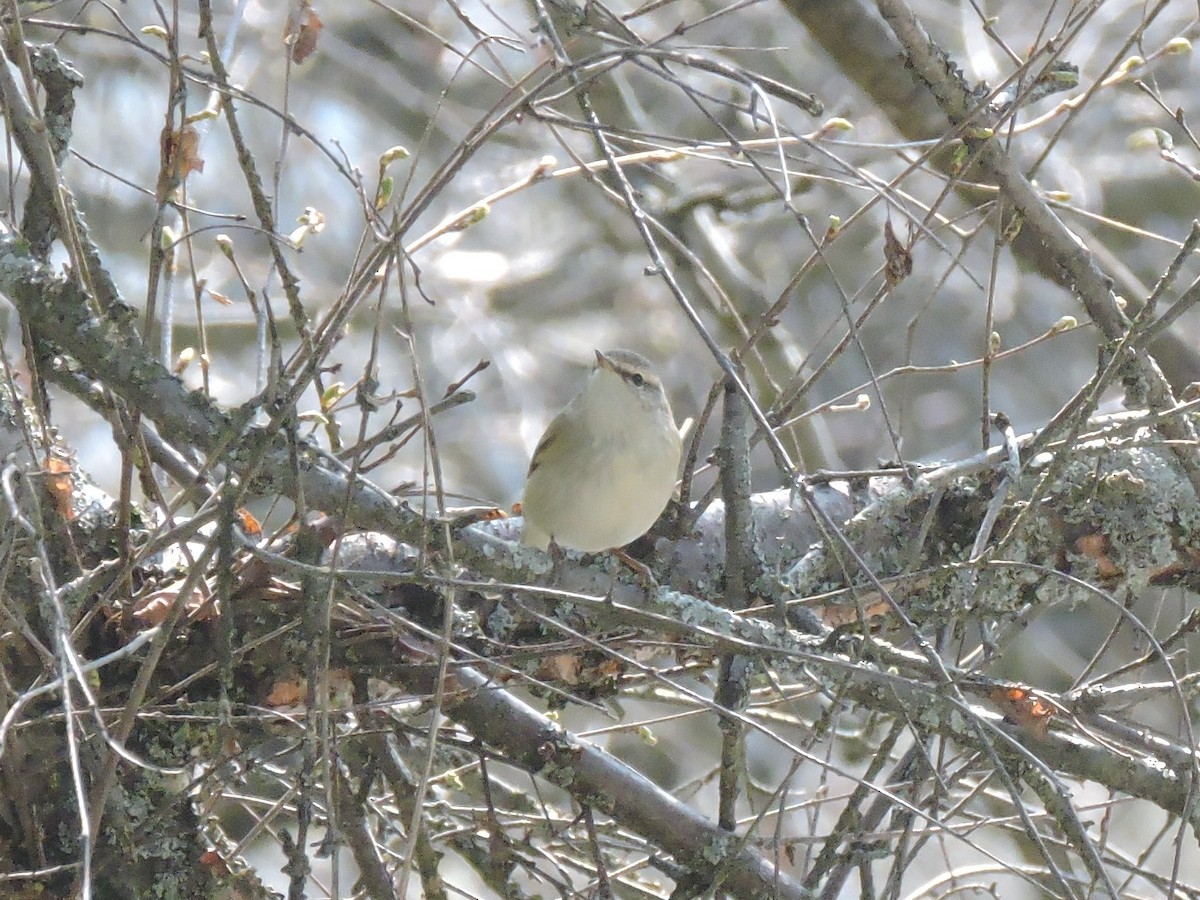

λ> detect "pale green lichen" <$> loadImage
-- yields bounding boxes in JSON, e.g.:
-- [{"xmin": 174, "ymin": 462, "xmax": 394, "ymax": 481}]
[{"xmin": 702, "ymin": 831, "xmax": 733, "ymax": 865}]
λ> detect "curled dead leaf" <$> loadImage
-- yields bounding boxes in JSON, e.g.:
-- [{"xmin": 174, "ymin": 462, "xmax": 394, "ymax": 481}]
[
  {"xmin": 883, "ymin": 218, "xmax": 913, "ymax": 287},
  {"xmin": 286, "ymin": 7, "xmax": 323, "ymax": 64},
  {"xmin": 990, "ymin": 685, "xmax": 1054, "ymax": 738},
  {"xmin": 131, "ymin": 580, "xmax": 216, "ymax": 625}
]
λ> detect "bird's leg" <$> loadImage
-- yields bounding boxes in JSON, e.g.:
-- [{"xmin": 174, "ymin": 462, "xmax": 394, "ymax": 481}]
[{"xmin": 614, "ymin": 548, "xmax": 658, "ymax": 589}]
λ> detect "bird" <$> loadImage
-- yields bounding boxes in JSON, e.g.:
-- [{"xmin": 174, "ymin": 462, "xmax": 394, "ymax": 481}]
[{"xmin": 521, "ymin": 349, "xmax": 682, "ymax": 553}]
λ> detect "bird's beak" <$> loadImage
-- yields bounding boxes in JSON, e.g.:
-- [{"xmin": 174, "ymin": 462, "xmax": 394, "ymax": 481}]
[{"xmin": 594, "ymin": 349, "xmax": 615, "ymax": 373}]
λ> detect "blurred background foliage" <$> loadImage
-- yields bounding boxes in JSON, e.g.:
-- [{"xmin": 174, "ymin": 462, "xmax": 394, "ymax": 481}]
[
  {"xmin": 25, "ymin": 1, "xmax": 1199, "ymax": 514},
  {"xmin": 8, "ymin": 2, "xmax": 1200, "ymax": 894}
]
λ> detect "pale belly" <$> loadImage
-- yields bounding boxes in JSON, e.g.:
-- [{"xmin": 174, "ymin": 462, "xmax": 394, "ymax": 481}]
[{"xmin": 523, "ymin": 431, "xmax": 679, "ymax": 552}]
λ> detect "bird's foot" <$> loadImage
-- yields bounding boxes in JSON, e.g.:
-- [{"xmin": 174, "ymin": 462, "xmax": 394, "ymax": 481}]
[{"xmin": 614, "ymin": 548, "xmax": 658, "ymax": 590}]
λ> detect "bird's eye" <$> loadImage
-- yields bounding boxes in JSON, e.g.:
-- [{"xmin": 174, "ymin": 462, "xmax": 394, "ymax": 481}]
[{"xmin": 631, "ymin": 373, "xmax": 645, "ymax": 387}]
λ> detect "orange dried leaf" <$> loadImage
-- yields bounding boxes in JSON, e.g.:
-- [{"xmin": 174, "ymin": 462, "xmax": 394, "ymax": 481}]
[
  {"xmin": 200, "ymin": 850, "xmax": 230, "ymax": 874},
  {"xmin": 1074, "ymin": 532, "xmax": 1122, "ymax": 578},
  {"xmin": 158, "ymin": 125, "xmax": 204, "ymax": 200},
  {"xmin": 130, "ymin": 594, "xmax": 173, "ymax": 626},
  {"xmin": 989, "ymin": 685, "xmax": 1054, "ymax": 738},
  {"xmin": 236, "ymin": 507, "xmax": 262, "ymax": 536},
  {"xmin": 540, "ymin": 653, "xmax": 582, "ymax": 685},
  {"xmin": 821, "ymin": 597, "xmax": 891, "ymax": 627},
  {"xmin": 131, "ymin": 582, "xmax": 216, "ymax": 625},
  {"xmin": 1074, "ymin": 532, "xmax": 1109, "ymax": 558},
  {"xmin": 43, "ymin": 455, "xmax": 75, "ymax": 520},
  {"xmin": 287, "ymin": 7, "xmax": 323, "ymax": 64},
  {"xmin": 596, "ymin": 658, "xmax": 623, "ymax": 678},
  {"xmin": 267, "ymin": 677, "xmax": 305, "ymax": 707},
  {"xmin": 165, "ymin": 125, "xmax": 204, "ymax": 179}
]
